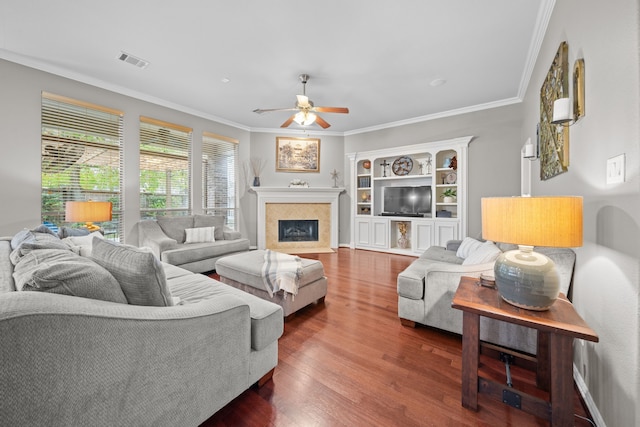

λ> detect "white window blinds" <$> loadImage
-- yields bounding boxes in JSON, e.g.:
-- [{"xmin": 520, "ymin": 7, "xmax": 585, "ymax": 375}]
[
  {"xmin": 41, "ymin": 92, "xmax": 124, "ymax": 240},
  {"xmin": 202, "ymin": 132, "xmax": 239, "ymax": 229},
  {"xmin": 139, "ymin": 116, "xmax": 192, "ymax": 219}
]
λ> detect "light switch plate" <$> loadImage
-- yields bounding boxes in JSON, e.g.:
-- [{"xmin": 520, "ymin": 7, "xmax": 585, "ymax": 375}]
[{"xmin": 606, "ymin": 154, "xmax": 625, "ymax": 184}]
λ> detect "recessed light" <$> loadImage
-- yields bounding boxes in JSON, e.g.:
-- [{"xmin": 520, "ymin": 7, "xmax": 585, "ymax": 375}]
[
  {"xmin": 221, "ymin": 78, "xmax": 230, "ymax": 83},
  {"xmin": 430, "ymin": 78, "xmax": 446, "ymax": 87}
]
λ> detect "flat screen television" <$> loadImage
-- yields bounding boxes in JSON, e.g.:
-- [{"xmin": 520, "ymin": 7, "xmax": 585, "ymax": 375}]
[{"xmin": 382, "ymin": 185, "xmax": 432, "ymax": 216}]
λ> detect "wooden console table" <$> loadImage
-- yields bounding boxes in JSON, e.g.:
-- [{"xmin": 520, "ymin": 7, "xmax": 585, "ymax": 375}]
[{"xmin": 451, "ymin": 276, "xmax": 598, "ymax": 426}]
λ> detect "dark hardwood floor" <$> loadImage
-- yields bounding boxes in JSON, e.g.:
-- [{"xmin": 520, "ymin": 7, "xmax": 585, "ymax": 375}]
[{"xmin": 202, "ymin": 248, "xmax": 593, "ymax": 427}]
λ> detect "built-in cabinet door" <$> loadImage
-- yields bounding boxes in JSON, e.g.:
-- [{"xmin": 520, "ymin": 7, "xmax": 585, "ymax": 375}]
[
  {"xmin": 371, "ymin": 218, "xmax": 389, "ymax": 248},
  {"xmin": 355, "ymin": 218, "xmax": 372, "ymax": 247},
  {"xmin": 434, "ymin": 220, "xmax": 459, "ymax": 246},
  {"xmin": 413, "ymin": 220, "xmax": 434, "ymax": 253}
]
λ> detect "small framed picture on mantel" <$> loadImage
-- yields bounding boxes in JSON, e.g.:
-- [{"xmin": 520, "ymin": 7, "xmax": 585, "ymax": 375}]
[{"xmin": 276, "ymin": 137, "xmax": 320, "ymax": 172}]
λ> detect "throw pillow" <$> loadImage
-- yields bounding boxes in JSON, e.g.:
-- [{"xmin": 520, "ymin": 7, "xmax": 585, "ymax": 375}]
[
  {"xmin": 157, "ymin": 216, "xmax": 194, "ymax": 244},
  {"xmin": 462, "ymin": 241, "xmax": 502, "ymax": 265},
  {"xmin": 13, "ymin": 248, "xmax": 127, "ymax": 303},
  {"xmin": 194, "ymin": 215, "xmax": 225, "ymax": 241},
  {"xmin": 10, "ymin": 239, "xmax": 71, "ymax": 265},
  {"xmin": 456, "ymin": 237, "xmax": 484, "ymax": 259},
  {"xmin": 184, "ymin": 226, "xmax": 216, "ymax": 244},
  {"xmin": 91, "ymin": 237, "xmax": 173, "ymax": 307},
  {"xmin": 58, "ymin": 226, "xmax": 91, "ymax": 238}
]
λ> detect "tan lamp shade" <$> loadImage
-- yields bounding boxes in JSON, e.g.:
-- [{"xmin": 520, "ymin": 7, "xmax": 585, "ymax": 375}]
[
  {"xmin": 65, "ymin": 201, "xmax": 112, "ymax": 224},
  {"xmin": 481, "ymin": 196, "xmax": 583, "ymax": 248}
]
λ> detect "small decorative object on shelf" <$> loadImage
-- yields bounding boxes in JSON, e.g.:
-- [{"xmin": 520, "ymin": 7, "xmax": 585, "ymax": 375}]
[
  {"xmin": 441, "ymin": 188, "xmax": 457, "ymax": 203},
  {"xmin": 442, "ymin": 157, "xmax": 451, "ymax": 168},
  {"xmin": 392, "ymin": 156, "xmax": 413, "ymax": 176},
  {"xmin": 330, "ymin": 169, "xmax": 340, "ymax": 188},
  {"xmin": 450, "ymin": 155, "xmax": 457, "ymax": 170},
  {"xmin": 250, "ymin": 157, "xmax": 265, "ymax": 187},
  {"xmin": 380, "ymin": 160, "xmax": 390, "ymax": 177},
  {"xmin": 362, "ymin": 160, "xmax": 371, "ymax": 169},
  {"xmin": 361, "ymin": 192, "xmax": 369, "ymax": 202},
  {"xmin": 289, "ymin": 179, "xmax": 309, "ymax": 188},
  {"xmin": 397, "ymin": 222, "xmax": 409, "ymax": 249},
  {"xmin": 253, "ymin": 176, "xmax": 260, "ymax": 187}
]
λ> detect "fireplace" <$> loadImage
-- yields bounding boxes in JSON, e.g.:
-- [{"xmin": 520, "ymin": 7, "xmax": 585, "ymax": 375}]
[{"xmin": 279, "ymin": 220, "xmax": 319, "ymax": 242}]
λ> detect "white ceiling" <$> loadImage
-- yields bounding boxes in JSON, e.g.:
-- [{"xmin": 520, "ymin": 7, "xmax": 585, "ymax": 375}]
[{"xmin": 0, "ymin": 0, "xmax": 553, "ymax": 134}]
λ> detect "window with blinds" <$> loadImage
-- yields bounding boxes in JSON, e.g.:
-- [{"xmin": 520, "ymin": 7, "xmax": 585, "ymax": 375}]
[
  {"xmin": 41, "ymin": 92, "xmax": 124, "ymax": 240},
  {"xmin": 139, "ymin": 117, "xmax": 192, "ymax": 219},
  {"xmin": 202, "ymin": 132, "xmax": 239, "ymax": 229}
]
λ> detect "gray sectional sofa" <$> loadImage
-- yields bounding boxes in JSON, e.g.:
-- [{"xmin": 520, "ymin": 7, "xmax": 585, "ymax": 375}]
[
  {"xmin": 0, "ymin": 228, "xmax": 283, "ymax": 427},
  {"xmin": 397, "ymin": 239, "xmax": 576, "ymax": 354},
  {"xmin": 130, "ymin": 214, "xmax": 250, "ymax": 273}
]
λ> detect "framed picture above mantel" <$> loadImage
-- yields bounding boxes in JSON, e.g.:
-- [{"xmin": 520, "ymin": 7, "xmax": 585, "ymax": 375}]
[{"xmin": 276, "ymin": 137, "xmax": 320, "ymax": 172}]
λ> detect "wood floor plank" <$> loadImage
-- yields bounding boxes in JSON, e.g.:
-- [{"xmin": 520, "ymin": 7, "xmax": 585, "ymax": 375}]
[{"xmin": 201, "ymin": 248, "xmax": 593, "ymax": 427}]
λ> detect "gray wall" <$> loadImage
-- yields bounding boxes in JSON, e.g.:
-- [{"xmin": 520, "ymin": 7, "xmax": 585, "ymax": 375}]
[
  {"xmin": 0, "ymin": 59, "xmax": 251, "ymax": 243},
  {"xmin": 521, "ymin": 1, "xmax": 640, "ymax": 425}
]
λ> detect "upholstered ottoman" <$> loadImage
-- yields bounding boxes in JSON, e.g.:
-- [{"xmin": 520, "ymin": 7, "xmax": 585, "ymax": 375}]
[{"xmin": 215, "ymin": 250, "xmax": 327, "ymax": 318}]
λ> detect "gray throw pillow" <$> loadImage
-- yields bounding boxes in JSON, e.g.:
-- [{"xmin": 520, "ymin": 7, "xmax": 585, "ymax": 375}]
[
  {"xmin": 13, "ymin": 249, "xmax": 127, "ymax": 304},
  {"xmin": 157, "ymin": 216, "xmax": 194, "ymax": 244},
  {"xmin": 91, "ymin": 238, "xmax": 173, "ymax": 307},
  {"xmin": 10, "ymin": 240, "xmax": 71, "ymax": 265},
  {"xmin": 58, "ymin": 226, "xmax": 91, "ymax": 238},
  {"xmin": 194, "ymin": 214, "xmax": 225, "ymax": 241}
]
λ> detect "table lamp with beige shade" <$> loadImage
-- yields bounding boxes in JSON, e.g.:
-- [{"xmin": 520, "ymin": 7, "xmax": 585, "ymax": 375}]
[
  {"xmin": 481, "ymin": 196, "xmax": 583, "ymax": 310},
  {"xmin": 65, "ymin": 201, "xmax": 112, "ymax": 232}
]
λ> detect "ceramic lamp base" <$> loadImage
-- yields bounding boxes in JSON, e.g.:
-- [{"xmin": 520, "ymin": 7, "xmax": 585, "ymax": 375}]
[{"xmin": 494, "ymin": 245, "xmax": 560, "ymax": 311}]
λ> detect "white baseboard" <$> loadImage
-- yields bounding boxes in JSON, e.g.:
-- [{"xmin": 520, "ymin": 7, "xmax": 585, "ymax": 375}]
[{"xmin": 574, "ymin": 364, "xmax": 606, "ymax": 426}]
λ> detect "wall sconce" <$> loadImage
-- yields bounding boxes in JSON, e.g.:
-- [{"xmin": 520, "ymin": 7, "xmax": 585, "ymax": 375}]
[
  {"xmin": 522, "ymin": 137, "xmax": 538, "ymax": 160},
  {"xmin": 551, "ymin": 58, "xmax": 585, "ymax": 126}
]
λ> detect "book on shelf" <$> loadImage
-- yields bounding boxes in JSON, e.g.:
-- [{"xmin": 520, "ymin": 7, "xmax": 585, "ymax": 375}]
[{"xmin": 358, "ymin": 176, "xmax": 371, "ymax": 188}]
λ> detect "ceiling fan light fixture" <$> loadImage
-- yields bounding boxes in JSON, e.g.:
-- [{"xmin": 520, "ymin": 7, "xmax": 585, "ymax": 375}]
[{"xmin": 294, "ymin": 111, "xmax": 317, "ymax": 126}]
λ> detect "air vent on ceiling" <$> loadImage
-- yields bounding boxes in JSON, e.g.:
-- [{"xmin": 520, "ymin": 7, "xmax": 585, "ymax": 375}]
[{"xmin": 118, "ymin": 52, "xmax": 149, "ymax": 69}]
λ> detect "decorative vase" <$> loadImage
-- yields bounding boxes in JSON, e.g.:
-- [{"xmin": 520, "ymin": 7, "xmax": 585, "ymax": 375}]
[
  {"xmin": 397, "ymin": 235, "xmax": 408, "ymax": 249},
  {"xmin": 443, "ymin": 196, "xmax": 454, "ymax": 203},
  {"xmin": 253, "ymin": 176, "xmax": 260, "ymax": 187}
]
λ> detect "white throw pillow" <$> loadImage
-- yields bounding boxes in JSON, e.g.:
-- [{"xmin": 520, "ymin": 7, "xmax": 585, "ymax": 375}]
[
  {"xmin": 456, "ymin": 237, "xmax": 483, "ymax": 259},
  {"xmin": 184, "ymin": 226, "xmax": 216, "ymax": 244},
  {"xmin": 462, "ymin": 241, "xmax": 502, "ymax": 265}
]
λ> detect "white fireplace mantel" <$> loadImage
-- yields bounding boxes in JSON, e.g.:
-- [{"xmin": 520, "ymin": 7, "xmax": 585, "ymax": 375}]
[{"xmin": 252, "ymin": 187, "xmax": 344, "ymax": 250}]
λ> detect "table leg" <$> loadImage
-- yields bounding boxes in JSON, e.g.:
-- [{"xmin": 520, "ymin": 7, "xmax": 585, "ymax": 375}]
[
  {"xmin": 461, "ymin": 311, "xmax": 480, "ymax": 410},
  {"xmin": 537, "ymin": 330, "xmax": 550, "ymax": 391},
  {"xmin": 549, "ymin": 333, "xmax": 574, "ymax": 426}
]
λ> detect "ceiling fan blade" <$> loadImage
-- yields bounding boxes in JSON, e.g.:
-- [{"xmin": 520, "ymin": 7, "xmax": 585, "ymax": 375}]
[
  {"xmin": 253, "ymin": 107, "xmax": 297, "ymax": 114},
  {"xmin": 314, "ymin": 115, "xmax": 331, "ymax": 129},
  {"xmin": 296, "ymin": 95, "xmax": 310, "ymax": 108},
  {"xmin": 280, "ymin": 114, "xmax": 296, "ymax": 128},
  {"xmin": 313, "ymin": 106, "xmax": 349, "ymax": 114}
]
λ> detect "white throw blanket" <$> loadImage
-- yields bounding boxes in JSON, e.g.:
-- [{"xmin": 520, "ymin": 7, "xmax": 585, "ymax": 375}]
[{"xmin": 261, "ymin": 250, "xmax": 302, "ymax": 299}]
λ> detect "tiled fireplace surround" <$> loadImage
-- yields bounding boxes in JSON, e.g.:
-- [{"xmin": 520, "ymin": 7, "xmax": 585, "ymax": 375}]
[{"xmin": 253, "ymin": 187, "xmax": 343, "ymax": 252}]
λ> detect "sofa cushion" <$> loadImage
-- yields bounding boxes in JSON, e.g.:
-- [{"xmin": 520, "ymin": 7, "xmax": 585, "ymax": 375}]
[
  {"xmin": 185, "ymin": 226, "xmax": 216, "ymax": 244},
  {"xmin": 10, "ymin": 239, "xmax": 71, "ymax": 265},
  {"xmin": 91, "ymin": 238, "xmax": 174, "ymax": 306},
  {"xmin": 165, "ymin": 264, "xmax": 283, "ymax": 351},
  {"xmin": 419, "ymin": 246, "xmax": 463, "ymax": 264},
  {"xmin": 58, "ymin": 226, "xmax": 91, "ymax": 238},
  {"xmin": 157, "ymin": 216, "xmax": 194, "ymax": 244},
  {"xmin": 462, "ymin": 241, "xmax": 502, "ymax": 265},
  {"xmin": 12, "ymin": 248, "xmax": 127, "ymax": 303},
  {"xmin": 194, "ymin": 215, "xmax": 225, "ymax": 241},
  {"xmin": 161, "ymin": 239, "xmax": 250, "ymax": 266}
]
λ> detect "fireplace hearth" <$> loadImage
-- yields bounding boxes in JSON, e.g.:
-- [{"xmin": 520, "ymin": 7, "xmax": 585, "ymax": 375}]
[{"xmin": 278, "ymin": 220, "xmax": 319, "ymax": 242}]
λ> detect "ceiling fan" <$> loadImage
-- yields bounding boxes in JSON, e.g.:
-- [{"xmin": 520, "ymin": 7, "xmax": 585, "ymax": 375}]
[{"xmin": 253, "ymin": 74, "xmax": 349, "ymax": 129}]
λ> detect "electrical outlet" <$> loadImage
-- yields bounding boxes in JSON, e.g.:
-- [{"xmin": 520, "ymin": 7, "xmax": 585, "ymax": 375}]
[{"xmin": 606, "ymin": 154, "xmax": 625, "ymax": 184}]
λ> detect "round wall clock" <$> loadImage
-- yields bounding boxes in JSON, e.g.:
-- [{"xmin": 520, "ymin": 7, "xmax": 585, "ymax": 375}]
[{"xmin": 392, "ymin": 156, "xmax": 413, "ymax": 176}]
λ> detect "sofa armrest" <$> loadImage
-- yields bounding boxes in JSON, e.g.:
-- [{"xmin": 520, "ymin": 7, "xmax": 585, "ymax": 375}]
[
  {"xmin": 0, "ymin": 291, "xmax": 251, "ymax": 426},
  {"xmin": 133, "ymin": 220, "xmax": 178, "ymax": 258}
]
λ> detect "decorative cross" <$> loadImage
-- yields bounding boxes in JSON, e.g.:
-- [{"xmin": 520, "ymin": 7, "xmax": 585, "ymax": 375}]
[{"xmin": 380, "ymin": 160, "xmax": 390, "ymax": 177}]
